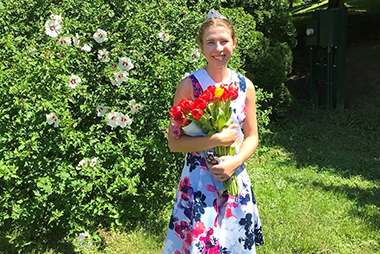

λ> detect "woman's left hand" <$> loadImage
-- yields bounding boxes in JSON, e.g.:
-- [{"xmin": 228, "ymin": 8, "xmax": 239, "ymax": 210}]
[{"xmin": 208, "ymin": 155, "xmax": 241, "ymax": 182}]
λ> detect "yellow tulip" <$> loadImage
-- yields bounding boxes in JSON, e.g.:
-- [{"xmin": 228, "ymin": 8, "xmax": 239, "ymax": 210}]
[{"xmin": 214, "ymin": 87, "xmax": 224, "ymax": 98}]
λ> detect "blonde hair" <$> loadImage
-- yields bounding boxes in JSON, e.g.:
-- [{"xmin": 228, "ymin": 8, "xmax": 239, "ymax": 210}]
[{"xmin": 197, "ymin": 17, "xmax": 236, "ymax": 44}]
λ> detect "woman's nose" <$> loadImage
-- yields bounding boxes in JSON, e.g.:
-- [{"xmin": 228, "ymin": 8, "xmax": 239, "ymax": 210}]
[{"xmin": 216, "ymin": 41, "xmax": 223, "ymax": 51}]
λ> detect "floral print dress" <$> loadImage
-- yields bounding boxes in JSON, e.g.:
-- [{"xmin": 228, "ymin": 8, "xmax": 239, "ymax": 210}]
[{"xmin": 163, "ymin": 69, "xmax": 264, "ymax": 254}]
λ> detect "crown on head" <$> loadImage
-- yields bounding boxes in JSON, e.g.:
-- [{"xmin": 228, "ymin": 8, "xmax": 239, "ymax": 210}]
[{"xmin": 206, "ymin": 9, "xmax": 227, "ymax": 20}]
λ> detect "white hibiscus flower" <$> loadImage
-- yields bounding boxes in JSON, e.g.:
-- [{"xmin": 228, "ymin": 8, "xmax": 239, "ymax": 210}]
[
  {"xmin": 72, "ymin": 33, "xmax": 80, "ymax": 47},
  {"xmin": 68, "ymin": 75, "xmax": 81, "ymax": 89},
  {"xmin": 78, "ymin": 232, "xmax": 92, "ymax": 248},
  {"xmin": 49, "ymin": 14, "xmax": 63, "ymax": 23},
  {"xmin": 98, "ymin": 49, "xmax": 110, "ymax": 62},
  {"xmin": 46, "ymin": 113, "xmax": 59, "ymax": 127},
  {"xmin": 93, "ymin": 28, "xmax": 107, "ymax": 43},
  {"xmin": 159, "ymin": 31, "xmax": 169, "ymax": 42},
  {"xmin": 57, "ymin": 36, "xmax": 71, "ymax": 47},
  {"xmin": 128, "ymin": 99, "xmax": 143, "ymax": 114},
  {"xmin": 107, "ymin": 111, "xmax": 118, "ymax": 129},
  {"xmin": 189, "ymin": 48, "xmax": 201, "ymax": 63},
  {"xmin": 115, "ymin": 112, "xmax": 132, "ymax": 128},
  {"xmin": 81, "ymin": 44, "xmax": 92, "ymax": 52},
  {"xmin": 76, "ymin": 159, "xmax": 88, "ymax": 170},
  {"xmin": 96, "ymin": 104, "xmax": 108, "ymax": 117},
  {"xmin": 90, "ymin": 157, "xmax": 99, "ymax": 167},
  {"xmin": 117, "ymin": 57, "xmax": 134, "ymax": 71},
  {"xmin": 112, "ymin": 71, "xmax": 129, "ymax": 85},
  {"xmin": 44, "ymin": 19, "xmax": 62, "ymax": 38}
]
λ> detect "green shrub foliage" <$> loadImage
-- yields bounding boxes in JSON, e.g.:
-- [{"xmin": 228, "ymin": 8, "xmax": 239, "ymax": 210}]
[
  {"xmin": 223, "ymin": 0, "xmax": 296, "ymax": 116},
  {"xmin": 0, "ymin": 0, "xmax": 286, "ymax": 250}
]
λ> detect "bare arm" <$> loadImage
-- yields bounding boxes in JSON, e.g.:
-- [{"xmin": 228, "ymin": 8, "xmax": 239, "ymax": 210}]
[{"xmin": 167, "ymin": 77, "xmax": 237, "ymax": 153}]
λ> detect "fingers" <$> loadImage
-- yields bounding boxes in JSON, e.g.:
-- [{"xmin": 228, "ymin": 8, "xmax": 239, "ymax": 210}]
[
  {"xmin": 215, "ymin": 173, "xmax": 230, "ymax": 182},
  {"xmin": 227, "ymin": 124, "xmax": 238, "ymax": 130},
  {"xmin": 209, "ymin": 164, "xmax": 230, "ymax": 181}
]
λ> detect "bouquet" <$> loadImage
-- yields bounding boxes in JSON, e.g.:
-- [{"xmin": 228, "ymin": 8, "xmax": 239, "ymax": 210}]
[{"xmin": 169, "ymin": 82, "xmax": 240, "ymax": 196}]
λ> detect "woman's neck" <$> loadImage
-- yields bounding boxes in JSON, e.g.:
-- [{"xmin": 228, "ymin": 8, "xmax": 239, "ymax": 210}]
[{"xmin": 204, "ymin": 65, "xmax": 230, "ymax": 84}]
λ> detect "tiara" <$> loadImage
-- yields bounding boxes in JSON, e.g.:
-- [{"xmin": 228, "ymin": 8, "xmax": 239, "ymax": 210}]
[{"xmin": 206, "ymin": 9, "xmax": 227, "ymax": 20}]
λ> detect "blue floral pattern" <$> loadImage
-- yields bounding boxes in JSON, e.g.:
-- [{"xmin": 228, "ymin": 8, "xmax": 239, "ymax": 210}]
[{"xmin": 163, "ymin": 69, "xmax": 263, "ymax": 254}]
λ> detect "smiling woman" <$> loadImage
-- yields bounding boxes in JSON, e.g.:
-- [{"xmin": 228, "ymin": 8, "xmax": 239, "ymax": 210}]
[{"xmin": 164, "ymin": 9, "xmax": 264, "ymax": 254}]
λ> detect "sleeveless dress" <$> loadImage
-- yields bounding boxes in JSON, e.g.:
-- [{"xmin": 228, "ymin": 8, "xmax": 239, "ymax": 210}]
[{"xmin": 163, "ymin": 69, "xmax": 264, "ymax": 254}]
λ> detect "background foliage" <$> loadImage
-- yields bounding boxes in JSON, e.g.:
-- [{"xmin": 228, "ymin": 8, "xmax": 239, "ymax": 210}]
[
  {"xmin": 0, "ymin": 0, "xmax": 293, "ymax": 251},
  {"xmin": 223, "ymin": 0, "xmax": 297, "ymax": 116}
]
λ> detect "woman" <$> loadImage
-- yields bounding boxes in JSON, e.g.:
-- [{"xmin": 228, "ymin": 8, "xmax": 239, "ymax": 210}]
[{"xmin": 163, "ymin": 10, "xmax": 264, "ymax": 254}]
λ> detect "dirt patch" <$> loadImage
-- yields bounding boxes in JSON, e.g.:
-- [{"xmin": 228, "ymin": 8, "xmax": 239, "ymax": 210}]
[{"xmin": 286, "ymin": 12, "xmax": 380, "ymax": 107}]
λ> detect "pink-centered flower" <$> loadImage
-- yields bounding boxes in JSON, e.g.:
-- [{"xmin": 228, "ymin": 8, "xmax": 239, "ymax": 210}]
[
  {"xmin": 44, "ymin": 19, "xmax": 62, "ymax": 38},
  {"xmin": 69, "ymin": 75, "xmax": 81, "ymax": 89},
  {"xmin": 46, "ymin": 113, "xmax": 59, "ymax": 127},
  {"xmin": 159, "ymin": 31, "xmax": 169, "ymax": 42},
  {"xmin": 189, "ymin": 48, "xmax": 200, "ymax": 63},
  {"xmin": 49, "ymin": 14, "xmax": 62, "ymax": 23},
  {"xmin": 170, "ymin": 120, "xmax": 181, "ymax": 139},
  {"xmin": 118, "ymin": 57, "xmax": 134, "ymax": 71},
  {"xmin": 96, "ymin": 104, "xmax": 108, "ymax": 117},
  {"xmin": 107, "ymin": 111, "xmax": 118, "ymax": 129},
  {"xmin": 76, "ymin": 159, "xmax": 87, "ymax": 170},
  {"xmin": 57, "ymin": 36, "xmax": 71, "ymax": 47},
  {"xmin": 112, "ymin": 71, "xmax": 129, "ymax": 85},
  {"xmin": 93, "ymin": 28, "xmax": 107, "ymax": 43},
  {"xmin": 115, "ymin": 112, "xmax": 132, "ymax": 128},
  {"xmin": 98, "ymin": 49, "xmax": 110, "ymax": 62},
  {"xmin": 78, "ymin": 232, "xmax": 92, "ymax": 248},
  {"xmin": 128, "ymin": 99, "xmax": 143, "ymax": 114}
]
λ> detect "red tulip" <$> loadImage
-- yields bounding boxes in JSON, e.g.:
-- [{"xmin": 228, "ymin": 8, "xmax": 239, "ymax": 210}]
[
  {"xmin": 192, "ymin": 108, "xmax": 203, "ymax": 120},
  {"xmin": 169, "ymin": 106, "xmax": 187, "ymax": 125},
  {"xmin": 192, "ymin": 98, "xmax": 207, "ymax": 110},
  {"xmin": 178, "ymin": 98, "xmax": 193, "ymax": 114},
  {"xmin": 228, "ymin": 82, "xmax": 239, "ymax": 100},
  {"xmin": 200, "ymin": 89, "xmax": 214, "ymax": 103}
]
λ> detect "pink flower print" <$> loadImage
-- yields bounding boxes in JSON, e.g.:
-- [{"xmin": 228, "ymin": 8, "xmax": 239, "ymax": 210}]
[
  {"xmin": 226, "ymin": 208, "xmax": 237, "ymax": 219},
  {"xmin": 193, "ymin": 222, "xmax": 206, "ymax": 239},
  {"xmin": 206, "ymin": 185, "xmax": 217, "ymax": 193}
]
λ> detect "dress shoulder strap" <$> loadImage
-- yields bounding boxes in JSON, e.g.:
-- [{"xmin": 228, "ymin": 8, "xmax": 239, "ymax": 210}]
[
  {"xmin": 188, "ymin": 74, "xmax": 204, "ymax": 99},
  {"xmin": 236, "ymin": 72, "xmax": 246, "ymax": 93}
]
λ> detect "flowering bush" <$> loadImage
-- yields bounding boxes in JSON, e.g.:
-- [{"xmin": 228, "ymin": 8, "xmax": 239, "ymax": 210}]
[{"xmin": 0, "ymin": 0, "xmax": 281, "ymax": 251}]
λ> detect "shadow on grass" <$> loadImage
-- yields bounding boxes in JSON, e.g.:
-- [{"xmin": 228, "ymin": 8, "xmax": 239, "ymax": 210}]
[
  {"xmin": 264, "ymin": 95, "xmax": 380, "ymax": 237},
  {"xmin": 312, "ymin": 179, "xmax": 380, "ymax": 230},
  {"xmin": 265, "ymin": 95, "xmax": 380, "ymax": 192}
]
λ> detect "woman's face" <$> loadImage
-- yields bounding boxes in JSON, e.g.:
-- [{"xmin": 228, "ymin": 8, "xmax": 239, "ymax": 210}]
[{"xmin": 200, "ymin": 25, "xmax": 236, "ymax": 68}]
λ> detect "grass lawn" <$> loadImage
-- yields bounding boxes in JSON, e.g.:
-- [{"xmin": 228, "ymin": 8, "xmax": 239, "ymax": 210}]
[{"xmin": 250, "ymin": 96, "xmax": 380, "ymax": 253}]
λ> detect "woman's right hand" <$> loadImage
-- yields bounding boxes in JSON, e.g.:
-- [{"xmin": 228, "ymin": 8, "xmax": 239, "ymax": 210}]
[{"xmin": 214, "ymin": 124, "xmax": 238, "ymax": 147}]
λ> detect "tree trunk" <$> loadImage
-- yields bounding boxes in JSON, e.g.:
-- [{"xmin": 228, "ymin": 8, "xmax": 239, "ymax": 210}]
[{"xmin": 328, "ymin": 0, "xmax": 345, "ymax": 9}]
